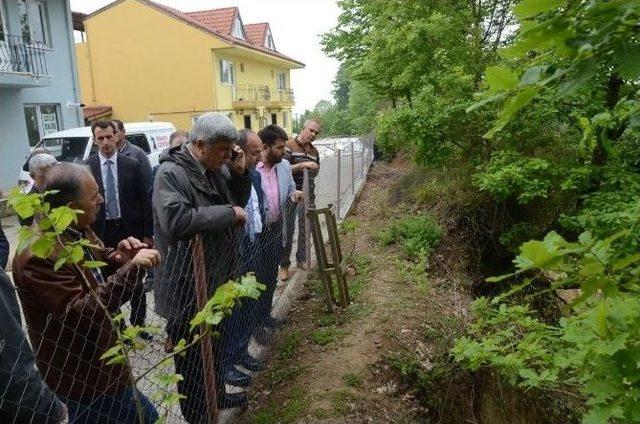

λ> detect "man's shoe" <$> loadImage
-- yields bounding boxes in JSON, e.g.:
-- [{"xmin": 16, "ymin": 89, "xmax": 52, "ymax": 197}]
[
  {"xmin": 218, "ymin": 391, "xmax": 248, "ymax": 409},
  {"xmin": 279, "ymin": 266, "xmax": 290, "ymax": 281},
  {"xmin": 224, "ymin": 368, "xmax": 252, "ymax": 387},
  {"xmin": 264, "ymin": 316, "xmax": 285, "ymax": 329},
  {"xmin": 240, "ymin": 354, "xmax": 264, "ymax": 372},
  {"xmin": 138, "ymin": 330, "xmax": 153, "ymax": 341}
]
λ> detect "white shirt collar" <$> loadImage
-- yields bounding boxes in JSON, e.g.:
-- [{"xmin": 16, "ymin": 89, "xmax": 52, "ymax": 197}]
[{"xmin": 98, "ymin": 151, "xmax": 118, "ymax": 166}]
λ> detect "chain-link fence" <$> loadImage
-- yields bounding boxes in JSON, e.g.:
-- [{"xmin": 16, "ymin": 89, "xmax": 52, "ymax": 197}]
[{"xmin": 0, "ymin": 136, "xmax": 375, "ymax": 424}]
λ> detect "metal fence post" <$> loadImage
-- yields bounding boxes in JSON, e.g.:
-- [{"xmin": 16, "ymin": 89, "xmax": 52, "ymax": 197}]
[
  {"xmin": 335, "ymin": 145, "xmax": 342, "ymax": 220},
  {"xmin": 360, "ymin": 138, "xmax": 366, "ymax": 180},
  {"xmin": 193, "ymin": 234, "xmax": 218, "ymax": 424},
  {"xmin": 350, "ymin": 140, "xmax": 355, "ymax": 195},
  {"xmin": 303, "ymin": 168, "xmax": 312, "ymax": 271}
]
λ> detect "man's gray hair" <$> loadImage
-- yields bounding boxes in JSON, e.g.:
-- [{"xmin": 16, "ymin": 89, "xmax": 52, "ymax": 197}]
[
  {"xmin": 169, "ymin": 130, "xmax": 190, "ymax": 147},
  {"xmin": 43, "ymin": 163, "xmax": 92, "ymax": 209},
  {"xmin": 190, "ymin": 113, "xmax": 238, "ymax": 145},
  {"xmin": 28, "ymin": 153, "xmax": 57, "ymax": 174},
  {"xmin": 303, "ymin": 118, "xmax": 322, "ymax": 130}
]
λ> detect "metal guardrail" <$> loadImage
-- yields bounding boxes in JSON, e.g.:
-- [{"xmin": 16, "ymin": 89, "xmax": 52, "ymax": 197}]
[
  {"xmin": 0, "ymin": 33, "xmax": 48, "ymax": 76},
  {"xmin": 233, "ymin": 84, "xmax": 294, "ymax": 103}
]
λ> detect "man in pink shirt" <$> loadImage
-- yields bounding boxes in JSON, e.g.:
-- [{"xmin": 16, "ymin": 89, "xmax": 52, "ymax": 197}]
[{"xmin": 255, "ymin": 125, "xmax": 302, "ymax": 331}]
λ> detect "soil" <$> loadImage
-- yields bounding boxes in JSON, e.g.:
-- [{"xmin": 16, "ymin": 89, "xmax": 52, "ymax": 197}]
[
  {"xmin": 241, "ymin": 158, "xmax": 474, "ymax": 423},
  {"xmin": 241, "ymin": 158, "xmax": 563, "ymax": 424}
]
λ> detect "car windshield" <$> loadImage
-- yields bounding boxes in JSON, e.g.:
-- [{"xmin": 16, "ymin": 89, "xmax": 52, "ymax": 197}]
[{"xmin": 40, "ymin": 137, "xmax": 90, "ymax": 163}]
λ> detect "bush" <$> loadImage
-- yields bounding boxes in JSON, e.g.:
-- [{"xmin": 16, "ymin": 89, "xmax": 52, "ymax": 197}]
[{"xmin": 378, "ymin": 215, "xmax": 442, "ymax": 256}]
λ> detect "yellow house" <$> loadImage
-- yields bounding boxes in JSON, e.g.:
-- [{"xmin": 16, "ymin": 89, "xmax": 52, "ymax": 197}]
[{"xmin": 76, "ymin": 0, "xmax": 304, "ymax": 134}]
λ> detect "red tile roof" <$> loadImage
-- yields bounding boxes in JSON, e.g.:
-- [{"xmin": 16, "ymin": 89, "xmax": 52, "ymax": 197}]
[
  {"xmin": 185, "ymin": 7, "xmax": 237, "ymax": 36},
  {"xmin": 245, "ymin": 23, "xmax": 268, "ymax": 46},
  {"xmin": 83, "ymin": 106, "xmax": 112, "ymax": 121},
  {"xmin": 86, "ymin": 0, "xmax": 304, "ymax": 67}
]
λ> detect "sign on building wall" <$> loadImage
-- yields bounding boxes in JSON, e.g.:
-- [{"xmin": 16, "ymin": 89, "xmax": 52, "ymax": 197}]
[{"xmin": 42, "ymin": 112, "xmax": 60, "ymax": 135}]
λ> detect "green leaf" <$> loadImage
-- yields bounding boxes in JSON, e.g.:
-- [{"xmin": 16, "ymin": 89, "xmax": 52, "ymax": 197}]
[
  {"xmin": 49, "ymin": 206, "xmax": 79, "ymax": 233},
  {"xmin": 485, "ymin": 86, "xmax": 541, "ymax": 139},
  {"xmin": 513, "ymin": 0, "xmax": 564, "ymax": 19},
  {"xmin": 54, "ymin": 257, "xmax": 67, "ymax": 271},
  {"xmin": 466, "ymin": 93, "xmax": 505, "ymax": 113},
  {"xmin": 556, "ymin": 59, "xmax": 597, "ymax": 99},
  {"xmin": 70, "ymin": 245, "xmax": 85, "ymax": 263},
  {"xmin": 84, "ymin": 260, "xmax": 108, "ymax": 269},
  {"xmin": 519, "ymin": 65, "xmax": 549, "ymax": 85},
  {"xmin": 613, "ymin": 254, "xmax": 640, "ymax": 270},
  {"xmin": 31, "ymin": 237, "xmax": 55, "ymax": 258},
  {"xmin": 614, "ymin": 41, "xmax": 640, "ymax": 80},
  {"xmin": 485, "ymin": 66, "xmax": 519, "ymax": 93}
]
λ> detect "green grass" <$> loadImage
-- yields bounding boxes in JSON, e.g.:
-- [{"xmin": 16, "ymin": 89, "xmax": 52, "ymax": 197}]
[
  {"xmin": 342, "ymin": 371, "xmax": 364, "ymax": 388},
  {"xmin": 378, "ymin": 215, "xmax": 442, "ymax": 257},
  {"xmin": 247, "ymin": 386, "xmax": 309, "ymax": 424},
  {"xmin": 330, "ymin": 389, "xmax": 360, "ymax": 415},
  {"xmin": 311, "ymin": 326, "xmax": 349, "ymax": 346}
]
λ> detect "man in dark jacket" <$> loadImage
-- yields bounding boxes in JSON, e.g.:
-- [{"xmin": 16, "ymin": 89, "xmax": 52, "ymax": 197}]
[
  {"xmin": 86, "ymin": 120, "xmax": 153, "ymax": 339},
  {"xmin": 152, "ymin": 112, "xmax": 250, "ymax": 417},
  {"xmin": 0, "ymin": 268, "xmax": 67, "ymax": 423}
]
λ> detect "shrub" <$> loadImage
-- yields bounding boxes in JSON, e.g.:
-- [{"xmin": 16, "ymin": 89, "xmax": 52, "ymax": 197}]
[{"xmin": 379, "ymin": 216, "xmax": 442, "ymax": 257}]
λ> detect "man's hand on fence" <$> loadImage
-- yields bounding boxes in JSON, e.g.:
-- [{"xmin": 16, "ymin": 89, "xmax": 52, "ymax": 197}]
[
  {"xmin": 290, "ymin": 190, "xmax": 304, "ymax": 203},
  {"xmin": 233, "ymin": 206, "xmax": 247, "ymax": 226},
  {"xmin": 131, "ymin": 249, "xmax": 161, "ymax": 268},
  {"xmin": 230, "ymin": 145, "xmax": 246, "ymax": 175},
  {"xmin": 114, "ymin": 236, "xmax": 148, "ymax": 263}
]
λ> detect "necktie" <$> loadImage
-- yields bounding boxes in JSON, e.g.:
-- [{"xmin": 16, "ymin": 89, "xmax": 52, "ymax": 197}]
[{"xmin": 105, "ymin": 160, "xmax": 119, "ymax": 219}]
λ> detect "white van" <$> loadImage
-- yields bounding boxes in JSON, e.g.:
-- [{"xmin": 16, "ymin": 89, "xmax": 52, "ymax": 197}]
[{"xmin": 18, "ymin": 122, "xmax": 176, "ymax": 189}]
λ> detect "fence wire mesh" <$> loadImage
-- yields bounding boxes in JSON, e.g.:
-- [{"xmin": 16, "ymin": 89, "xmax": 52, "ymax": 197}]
[{"xmin": 0, "ymin": 136, "xmax": 374, "ymax": 424}]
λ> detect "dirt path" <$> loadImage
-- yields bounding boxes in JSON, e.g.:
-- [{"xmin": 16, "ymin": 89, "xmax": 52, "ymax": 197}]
[{"xmin": 242, "ymin": 160, "xmax": 472, "ymax": 423}]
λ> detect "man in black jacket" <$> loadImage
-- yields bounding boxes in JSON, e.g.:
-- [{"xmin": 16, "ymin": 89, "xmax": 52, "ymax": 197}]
[
  {"xmin": 153, "ymin": 113, "xmax": 250, "ymax": 417},
  {"xmin": 0, "ymin": 268, "xmax": 67, "ymax": 423},
  {"xmin": 86, "ymin": 120, "xmax": 153, "ymax": 339}
]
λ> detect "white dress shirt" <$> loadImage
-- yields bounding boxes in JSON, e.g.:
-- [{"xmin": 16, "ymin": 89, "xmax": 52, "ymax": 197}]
[
  {"xmin": 98, "ymin": 151, "xmax": 121, "ymax": 219},
  {"xmin": 244, "ymin": 185, "xmax": 263, "ymax": 241}
]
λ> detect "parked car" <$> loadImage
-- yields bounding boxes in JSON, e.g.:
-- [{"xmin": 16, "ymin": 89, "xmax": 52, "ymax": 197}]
[{"xmin": 18, "ymin": 122, "xmax": 176, "ymax": 190}]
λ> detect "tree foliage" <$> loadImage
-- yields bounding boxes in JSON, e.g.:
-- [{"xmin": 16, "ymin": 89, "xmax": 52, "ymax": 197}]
[{"xmin": 323, "ymin": 0, "xmax": 640, "ymax": 421}]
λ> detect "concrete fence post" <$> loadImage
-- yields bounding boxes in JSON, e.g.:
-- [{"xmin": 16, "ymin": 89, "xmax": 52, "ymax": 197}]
[{"xmin": 350, "ymin": 140, "xmax": 356, "ymax": 195}]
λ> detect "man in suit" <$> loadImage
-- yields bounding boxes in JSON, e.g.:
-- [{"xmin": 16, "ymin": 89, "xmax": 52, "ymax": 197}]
[
  {"xmin": 113, "ymin": 120, "xmax": 153, "ymax": 197},
  {"xmin": 86, "ymin": 120, "xmax": 153, "ymax": 340},
  {"xmin": 255, "ymin": 125, "xmax": 303, "ymax": 332}
]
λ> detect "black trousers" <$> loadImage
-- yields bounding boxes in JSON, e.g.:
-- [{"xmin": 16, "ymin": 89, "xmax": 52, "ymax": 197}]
[{"xmin": 103, "ymin": 219, "xmax": 147, "ymax": 327}]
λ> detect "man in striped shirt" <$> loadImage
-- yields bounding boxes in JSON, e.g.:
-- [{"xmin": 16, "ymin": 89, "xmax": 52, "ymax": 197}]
[{"xmin": 280, "ymin": 119, "xmax": 322, "ymax": 280}]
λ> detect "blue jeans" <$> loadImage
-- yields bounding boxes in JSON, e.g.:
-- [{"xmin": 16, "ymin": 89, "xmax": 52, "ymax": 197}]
[{"xmin": 62, "ymin": 387, "xmax": 158, "ymax": 424}]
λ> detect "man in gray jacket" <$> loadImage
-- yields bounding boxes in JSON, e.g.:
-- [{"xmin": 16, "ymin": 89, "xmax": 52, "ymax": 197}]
[{"xmin": 152, "ymin": 113, "xmax": 250, "ymax": 418}]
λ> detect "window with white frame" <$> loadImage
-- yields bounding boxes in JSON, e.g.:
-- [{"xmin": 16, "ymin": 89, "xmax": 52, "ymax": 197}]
[
  {"xmin": 220, "ymin": 59, "xmax": 235, "ymax": 85},
  {"xmin": 276, "ymin": 72, "xmax": 287, "ymax": 90},
  {"xmin": 24, "ymin": 104, "xmax": 61, "ymax": 146},
  {"xmin": 18, "ymin": 0, "xmax": 50, "ymax": 46},
  {"xmin": 283, "ymin": 111, "xmax": 289, "ymax": 128},
  {"xmin": 232, "ymin": 13, "xmax": 246, "ymax": 40},
  {"xmin": 266, "ymin": 28, "xmax": 276, "ymax": 50}
]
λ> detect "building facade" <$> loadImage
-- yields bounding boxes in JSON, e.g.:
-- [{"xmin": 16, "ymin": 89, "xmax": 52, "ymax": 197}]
[
  {"xmin": 76, "ymin": 0, "xmax": 304, "ymax": 134},
  {"xmin": 0, "ymin": 0, "xmax": 83, "ymax": 194}
]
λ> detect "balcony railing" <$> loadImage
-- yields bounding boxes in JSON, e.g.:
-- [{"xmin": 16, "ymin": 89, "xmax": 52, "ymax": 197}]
[
  {"xmin": 0, "ymin": 34, "xmax": 48, "ymax": 76},
  {"xmin": 233, "ymin": 84, "xmax": 294, "ymax": 103}
]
